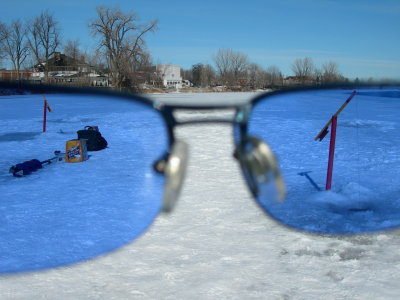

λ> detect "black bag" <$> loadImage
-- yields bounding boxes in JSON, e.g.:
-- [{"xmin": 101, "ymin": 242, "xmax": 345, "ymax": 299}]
[
  {"xmin": 77, "ymin": 126, "xmax": 108, "ymax": 151},
  {"xmin": 10, "ymin": 159, "xmax": 43, "ymax": 177}
]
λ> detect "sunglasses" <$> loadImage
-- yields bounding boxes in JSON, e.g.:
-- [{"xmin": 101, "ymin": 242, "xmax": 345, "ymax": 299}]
[{"xmin": 1, "ymin": 81, "xmax": 399, "ymax": 273}]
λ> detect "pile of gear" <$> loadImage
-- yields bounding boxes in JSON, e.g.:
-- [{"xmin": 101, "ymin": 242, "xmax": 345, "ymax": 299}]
[{"xmin": 9, "ymin": 126, "xmax": 108, "ymax": 177}]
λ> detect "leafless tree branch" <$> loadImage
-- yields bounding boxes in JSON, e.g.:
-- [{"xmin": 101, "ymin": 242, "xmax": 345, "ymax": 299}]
[
  {"xmin": 1, "ymin": 20, "xmax": 30, "ymax": 80},
  {"xmin": 89, "ymin": 6, "xmax": 158, "ymax": 88}
]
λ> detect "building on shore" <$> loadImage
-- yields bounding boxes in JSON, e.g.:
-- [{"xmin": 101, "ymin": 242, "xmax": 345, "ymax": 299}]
[{"xmin": 156, "ymin": 64, "xmax": 183, "ymax": 88}]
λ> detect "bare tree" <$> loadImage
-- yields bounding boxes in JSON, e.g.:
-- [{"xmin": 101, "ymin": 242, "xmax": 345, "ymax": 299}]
[
  {"xmin": 128, "ymin": 49, "xmax": 154, "ymax": 88},
  {"xmin": 84, "ymin": 48, "xmax": 108, "ymax": 73},
  {"xmin": 27, "ymin": 19, "xmax": 42, "ymax": 65},
  {"xmin": 0, "ymin": 22, "xmax": 7, "ymax": 66},
  {"xmin": 266, "ymin": 65, "xmax": 283, "ymax": 87},
  {"xmin": 1, "ymin": 20, "xmax": 30, "ymax": 80},
  {"xmin": 213, "ymin": 49, "xmax": 231, "ymax": 84},
  {"xmin": 191, "ymin": 63, "xmax": 203, "ymax": 87},
  {"xmin": 0, "ymin": 22, "xmax": 5, "ymax": 41},
  {"xmin": 89, "ymin": 6, "xmax": 158, "ymax": 88},
  {"xmin": 28, "ymin": 10, "xmax": 61, "ymax": 79},
  {"xmin": 181, "ymin": 68, "xmax": 193, "ymax": 83},
  {"xmin": 213, "ymin": 48, "xmax": 249, "ymax": 87},
  {"xmin": 203, "ymin": 64, "xmax": 216, "ymax": 87},
  {"xmin": 246, "ymin": 65, "xmax": 283, "ymax": 89},
  {"xmin": 313, "ymin": 67, "xmax": 322, "ymax": 84},
  {"xmin": 321, "ymin": 61, "xmax": 342, "ymax": 83},
  {"xmin": 291, "ymin": 57, "xmax": 315, "ymax": 83},
  {"xmin": 247, "ymin": 63, "xmax": 264, "ymax": 88},
  {"xmin": 230, "ymin": 51, "xmax": 249, "ymax": 84},
  {"xmin": 63, "ymin": 39, "xmax": 82, "ymax": 62},
  {"xmin": 192, "ymin": 63, "xmax": 215, "ymax": 87}
]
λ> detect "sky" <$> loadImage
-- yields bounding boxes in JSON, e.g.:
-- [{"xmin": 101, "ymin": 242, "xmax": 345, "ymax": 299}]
[{"xmin": 1, "ymin": 0, "xmax": 400, "ymax": 80}]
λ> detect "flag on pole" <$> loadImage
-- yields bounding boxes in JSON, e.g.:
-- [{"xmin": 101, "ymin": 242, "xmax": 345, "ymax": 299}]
[
  {"xmin": 42, "ymin": 95, "xmax": 53, "ymax": 112},
  {"xmin": 314, "ymin": 90, "xmax": 356, "ymax": 141},
  {"xmin": 45, "ymin": 100, "xmax": 53, "ymax": 112}
]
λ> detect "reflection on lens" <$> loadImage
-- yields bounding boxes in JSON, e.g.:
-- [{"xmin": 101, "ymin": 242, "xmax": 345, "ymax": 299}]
[
  {"xmin": 0, "ymin": 90, "xmax": 168, "ymax": 273},
  {"xmin": 248, "ymin": 87, "xmax": 400, "ymax": 234}
]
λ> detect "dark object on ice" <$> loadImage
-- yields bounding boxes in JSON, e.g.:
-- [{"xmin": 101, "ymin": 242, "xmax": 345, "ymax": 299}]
[
  {"xmin": 10, "ymin": 151, "xmax": 64, "ymax": 177},
  {"xmin": 10, "ymin": 159, "xmax": 43, "ymax": 177},
  {"xmin": 77, "ymin": 126, "xmax": 108, "ymax": 151}
]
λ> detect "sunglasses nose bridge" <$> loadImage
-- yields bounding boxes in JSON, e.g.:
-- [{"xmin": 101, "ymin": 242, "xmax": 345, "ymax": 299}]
[
  {"xmin": 162, "ymin": 140, "xmax": 189, "ymax": 213},
  {"xmin": 235, "ymin": 136, "xmax": 286, "ymax": 201}
]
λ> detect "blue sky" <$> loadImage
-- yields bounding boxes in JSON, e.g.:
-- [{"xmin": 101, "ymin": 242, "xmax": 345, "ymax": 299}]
[{"xmin": 2, "ymin": 0, "xmax": 400, "ymax": 79}]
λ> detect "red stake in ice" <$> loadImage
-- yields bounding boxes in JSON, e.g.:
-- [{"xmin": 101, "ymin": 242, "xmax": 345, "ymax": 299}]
[
  {"xmin": 42, "ymin": 95, "xmax": 52, "ymax": 132},
  {"xmin": 43, "ymin": 99, "xmax": 47, "ymax": 132},
  {"xmin": 325, "ymin": 115, "xmax": 337, "ymax": 190},
  {"xmin": 314, "ymin": 91, "xmax": 357, "ymax": 190}
]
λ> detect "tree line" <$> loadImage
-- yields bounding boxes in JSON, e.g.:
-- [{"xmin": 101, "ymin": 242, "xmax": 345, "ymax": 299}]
[
  {"xmin": 186, "ymin": 51, "xmax": 346, "ymax": 89},
  {"xmin": 0, "ymin": 6, "xmax": 345, "ymax": 90},
  {"xmin": 0, "ymin": 11, "xmax": 61, "ymax": 81},
  {"xmin": 0, "ymin": 7, "xmax": 157, "ymax": 89}
]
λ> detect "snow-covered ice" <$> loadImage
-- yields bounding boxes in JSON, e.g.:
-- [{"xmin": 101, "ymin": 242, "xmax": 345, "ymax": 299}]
[
  {"xmin": 1, "ymin": 89, "xmax": 400, "ymax": 299},
  {"xmin": 249, "ymin": 89, "xmax": 400, "ymax": 233}
]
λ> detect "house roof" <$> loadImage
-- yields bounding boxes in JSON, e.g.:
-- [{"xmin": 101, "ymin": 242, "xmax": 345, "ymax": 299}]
[{"xmin": 36, "ymin": 52, "xmax": 91, "ymax": 68}]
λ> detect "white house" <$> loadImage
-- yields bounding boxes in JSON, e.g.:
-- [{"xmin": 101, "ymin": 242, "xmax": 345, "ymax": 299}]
[{"xmin": 156, "ymin": 64, "xmax": 183, "ymax": 88}]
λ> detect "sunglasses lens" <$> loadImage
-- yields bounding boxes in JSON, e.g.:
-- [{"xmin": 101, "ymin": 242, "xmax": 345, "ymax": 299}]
[
  {"xmin": 247, "ymin": 87, "xmax": 400, "ymax": 234},
  {"xmin": 0, "ymin": 89, "xmax": 168, "ymax": 273}
]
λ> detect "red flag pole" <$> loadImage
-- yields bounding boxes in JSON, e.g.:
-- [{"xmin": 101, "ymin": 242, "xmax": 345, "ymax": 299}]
[
  {"xmin": 325, "ymin": 115, "xmax": 337, "ymax": 190},
  {"xmin": 43, "ymin": 99, "xmax": 47, "ymax": 132}
]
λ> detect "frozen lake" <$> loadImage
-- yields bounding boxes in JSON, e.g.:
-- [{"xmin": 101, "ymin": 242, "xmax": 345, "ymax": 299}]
[{"xmin": 1, "ymin": 90, "xmax": 400, "ymax": 299}]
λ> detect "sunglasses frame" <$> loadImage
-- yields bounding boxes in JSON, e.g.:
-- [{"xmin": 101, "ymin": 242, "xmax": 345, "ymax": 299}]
[{"xmin": 2, "ymin": 81, "xmax": 399, "ymax": 214}]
